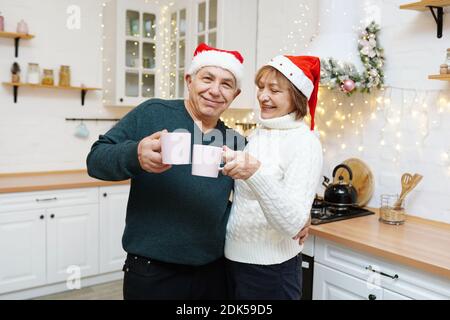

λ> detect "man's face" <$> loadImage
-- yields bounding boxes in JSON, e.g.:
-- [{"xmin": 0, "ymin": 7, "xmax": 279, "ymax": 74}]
[{"xmin": 186, "ymin": 66, "xmax": 241, "ymax": 121}]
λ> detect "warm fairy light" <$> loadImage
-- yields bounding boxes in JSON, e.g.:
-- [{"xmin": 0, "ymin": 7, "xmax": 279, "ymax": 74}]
[
  {"xmin": 380, "ymin": 140, "xmax": 385, "ymax": 146},
  {"xmin": 341, "ymin": 144, "xmax": 346, "ymax": 150}
]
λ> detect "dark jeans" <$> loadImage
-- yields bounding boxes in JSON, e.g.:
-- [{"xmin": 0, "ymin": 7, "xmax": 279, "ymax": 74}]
[
  {"xmin": 122, "ymin": 254, "xmax": 229, "ymax": 300},
  {"xmin": 226, "ymin": 255, "xmax": 302, "ymax": 300}
]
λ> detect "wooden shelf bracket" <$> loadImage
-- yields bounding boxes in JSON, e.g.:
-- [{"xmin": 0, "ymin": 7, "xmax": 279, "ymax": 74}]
[{"xmin": 428, "ymin": 6, "xmax": 444, "ymax": 38}]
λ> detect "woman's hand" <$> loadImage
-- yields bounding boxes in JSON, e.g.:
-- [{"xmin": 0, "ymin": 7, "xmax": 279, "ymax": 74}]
[
  {"xmin": 222, "ymin": 146, "xmax": 261, "ymax": 180},
  {"xmin": 293, "ymin": 217, "xmax": 311, "ymax": 246}
]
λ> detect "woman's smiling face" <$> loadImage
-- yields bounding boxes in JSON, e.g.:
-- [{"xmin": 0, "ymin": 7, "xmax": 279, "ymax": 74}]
[{"xmin": 256, "ymin": 70, "xmax": 295, "ymax": 119}]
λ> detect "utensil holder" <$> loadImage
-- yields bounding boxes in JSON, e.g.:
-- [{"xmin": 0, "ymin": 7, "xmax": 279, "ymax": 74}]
[{"xmin": 379, "ymin": 194, "xmax": 406, "ymax": 225}]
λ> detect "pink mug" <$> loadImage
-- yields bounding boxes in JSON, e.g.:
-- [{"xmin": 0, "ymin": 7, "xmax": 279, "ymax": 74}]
[
  {"xmin": 161, "ymin": 132, "xmax": 191, "ymax": 165},
  {"xmin": 191, "ymin": 144, "xmax": 224, "ymax": 178}
]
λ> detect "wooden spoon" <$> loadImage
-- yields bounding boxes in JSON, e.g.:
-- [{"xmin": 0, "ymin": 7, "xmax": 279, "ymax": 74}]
[
  {"xmin": 393, "ymin": 173, "xmax": 413, "ymax": 208},
  {"xmin": 394, "ymin": 173, "xmax": 422, "ymax": 209}
]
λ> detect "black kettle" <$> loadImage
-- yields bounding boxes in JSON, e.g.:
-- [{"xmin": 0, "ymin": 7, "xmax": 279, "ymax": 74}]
[{"xmin": 322, "ymin": 164, "xmax": 358, "ymax": 208}]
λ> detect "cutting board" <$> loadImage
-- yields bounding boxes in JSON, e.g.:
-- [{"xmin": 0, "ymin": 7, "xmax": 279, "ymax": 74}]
[{"xmin": 333, "ymin": 158, "xmax": 374, "ymax": 206}]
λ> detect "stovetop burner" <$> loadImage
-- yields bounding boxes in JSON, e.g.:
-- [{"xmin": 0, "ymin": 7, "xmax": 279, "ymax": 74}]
[{"xmin": 310, "ymin": 197, "xmax": 375, "ymax": 225}]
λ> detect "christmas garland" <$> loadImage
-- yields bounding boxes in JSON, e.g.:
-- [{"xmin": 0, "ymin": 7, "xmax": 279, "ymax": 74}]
[{"xmin": 320, "ymin": 21, "xmax": 385, "ymax": 95}]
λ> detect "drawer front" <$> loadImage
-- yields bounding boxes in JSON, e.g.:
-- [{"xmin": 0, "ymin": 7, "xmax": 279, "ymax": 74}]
[
  {"xmin": 0, "ymin": 188, "xmax": 99, "ymax": 213},
  {"xmin": 315, "ymin": 237, "xmax": 450, "ymax": 300}
]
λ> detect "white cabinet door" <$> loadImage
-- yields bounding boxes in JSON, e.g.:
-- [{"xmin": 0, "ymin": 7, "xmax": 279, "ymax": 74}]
[
  {"xmin": 313, "ymin": 262, "xmax": 383, "ymax": 300},
  {"xmin": 46, "ymin": 205, "xmax": 99, "ymax": 284},
  {"xmin": 0, "ymin": 210, "xmax": 46, "ymax": 294},
  {"xmin": 99, "ymin": 186, "xmax": 130, "ymax": 273},
  {"xmin": 383, "ymin": 288, "xmax": 412, "ymax": 300}
]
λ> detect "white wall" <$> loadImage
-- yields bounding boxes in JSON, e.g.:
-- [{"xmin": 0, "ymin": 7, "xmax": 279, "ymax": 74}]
[
  {"xmin": 256, "ymin": 0, "xmax": 450, "ymax": 222},
  {"xmin": 0, "ymin": 0, "xmax": 129, "ymax": 173}
]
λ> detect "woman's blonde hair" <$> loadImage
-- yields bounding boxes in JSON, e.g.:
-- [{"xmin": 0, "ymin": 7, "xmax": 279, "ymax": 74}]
[{"xmin": 255, "ymin": 66, "xmax": 308, "ymax": 120}]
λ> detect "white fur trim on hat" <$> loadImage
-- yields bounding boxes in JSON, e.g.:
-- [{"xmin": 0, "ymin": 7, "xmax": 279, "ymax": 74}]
[
  {"xmin": 187, "ymin": 50, "xmax": 243, "ymax": 88},
  {"xmin": 267, "ymin": 55, "xmax": 314, "ymax": 99}
]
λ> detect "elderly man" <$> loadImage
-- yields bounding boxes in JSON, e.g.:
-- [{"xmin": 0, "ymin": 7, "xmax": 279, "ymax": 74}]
[{"xmin": 87, "ymin": 43, "xmax": 246, "ymax": 300}]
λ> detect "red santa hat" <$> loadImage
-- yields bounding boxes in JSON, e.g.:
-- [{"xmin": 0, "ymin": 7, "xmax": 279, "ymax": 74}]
[
  {"xmin": 267, "ymin": 55, "xmax": 321, "ymax": 131},
  {"xmin": 187, "ymin": 43, "xmax": 244, "ymax": 88}
]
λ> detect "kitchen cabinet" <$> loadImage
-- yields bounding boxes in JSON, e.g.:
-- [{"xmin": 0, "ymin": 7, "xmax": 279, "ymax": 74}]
[
  {"xmin": 313, "ymin": 263, "xmax": 411, "ymax": 300},
  {"xmin": 313, "ymin": 237, "xmax": 450, "ymax": 300},
  {"xmin": 0, "ymin": 185, "xmax": 131, "ymax": 298},
  {"xmin": 0, "ymin": 210, "xmax": 46, "ymax": 294},
  {"xmin": 0, "ymin": 188, "xmax": 100, "ymax": 295},
  {"xmin": 99, "ymin": 185, "xmax": 130, "ymax": 273},
  {"xmin": 103, "ymin": 0, "xmax": 161, "ymax": 107},
  {"xmin": 46, "ymin": 205, "xmax": 99, "ymax": 283}
]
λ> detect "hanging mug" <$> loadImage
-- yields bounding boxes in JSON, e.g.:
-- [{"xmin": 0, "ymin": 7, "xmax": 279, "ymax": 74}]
[{"xmin": 74, "ymin": 122, "xmax": 90, "ymax": 139}]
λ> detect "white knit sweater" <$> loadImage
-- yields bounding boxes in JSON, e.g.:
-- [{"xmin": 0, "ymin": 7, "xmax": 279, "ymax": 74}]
[{"xmin": 225, "ymin": 113, "xmax": 323, "ymax": 265}]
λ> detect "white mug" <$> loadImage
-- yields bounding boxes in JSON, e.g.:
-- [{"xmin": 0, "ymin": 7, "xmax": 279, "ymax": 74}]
[
  {"xmin": 192, "ymin": 144, "xmax": 224, "ymax": 178},
  {"xmin": 161, "ymin": 132, "xmax": 191, "ymax": 165}
]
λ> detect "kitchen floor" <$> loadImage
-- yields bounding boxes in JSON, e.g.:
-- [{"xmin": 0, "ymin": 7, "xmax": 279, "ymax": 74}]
[{"xmin": 35, "ymin": 280, "xmax": 123, "ymax": 300}]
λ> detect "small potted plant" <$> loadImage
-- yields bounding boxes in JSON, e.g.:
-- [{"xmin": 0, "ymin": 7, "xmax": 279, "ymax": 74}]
[{"xmin": 11, "ymin": 62, "xmax": 21, "ymax": 83}]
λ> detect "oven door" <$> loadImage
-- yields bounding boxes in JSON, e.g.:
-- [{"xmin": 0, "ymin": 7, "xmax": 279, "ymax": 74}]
[{"xmin": 301, "ymin": 253, "xmax": 314, "ymax": 300}]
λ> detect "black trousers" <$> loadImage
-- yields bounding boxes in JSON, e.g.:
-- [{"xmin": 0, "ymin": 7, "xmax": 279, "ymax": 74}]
[
  {"xmin": 122, "ymin": 254, "xmax": 229, "ymax": 300},
  {"xmin": 226, "ymin": 255, "xmax": 303, "ymax": 300}
]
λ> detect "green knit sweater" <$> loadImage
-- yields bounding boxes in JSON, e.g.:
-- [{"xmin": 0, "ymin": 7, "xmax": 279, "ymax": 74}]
[{"xmin": 86, "ymin": 99, "xmax": 245, "ymax": 266}]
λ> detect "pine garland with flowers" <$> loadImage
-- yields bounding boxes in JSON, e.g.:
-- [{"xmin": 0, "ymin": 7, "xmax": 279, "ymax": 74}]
[{"xmin": 320, "ymin": 21, "xmax": 385, "ymax": 95}]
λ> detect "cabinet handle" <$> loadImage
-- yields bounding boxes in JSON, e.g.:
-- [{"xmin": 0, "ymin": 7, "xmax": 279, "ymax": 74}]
[
  {"xmin": 119, "ymin": 98, "xmax": 124, "ymax": 103},
  {"xmin": 35, "ymin": 197, "xmax": 57, "ymax": 202},
  {"xmin": 368, "ymin": 294, "xmax": 377, "ymax": 300},
  {"xmin": 365, "ymin": 265, "xmax": 399, "ymax": 280},
  {"xmin": 39, "ymin": 215, "xmax": 45, "ymax": 220},
  {"xmin": 50, "ymin": 214, "xmax": 55, "ymax": 219},
  {"xmin": 103, "ymin": 193, "xmax": 107, "ymax": 197}
]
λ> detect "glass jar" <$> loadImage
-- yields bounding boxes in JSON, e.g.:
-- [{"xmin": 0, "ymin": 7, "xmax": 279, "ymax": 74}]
[
  {"xmin": 379, "ymin": 194, "xmax": 406, "ymax": 225},
  {"xmin": 41, "ymin": 69, "xmax": 54, "ymax": 85},
  {"xmin": 59, "ymin": 65, "xmax": 71, "ymax": 87},
  {"xmin": 0, "ymin": 12, "xmax": 4, "ymax": 32},
  {"xmin": 27, "ymin": 63, "xmax": 40, "ymax": 84},
  {"xmin": 446, "ymin": 48, "xmax": 450, "ymax": 67}
]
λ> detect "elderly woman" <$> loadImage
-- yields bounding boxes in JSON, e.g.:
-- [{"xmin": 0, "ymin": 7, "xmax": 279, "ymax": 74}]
[{"xmin": 222, "ymin": 55, "xmax": 323, "ymax": 300}]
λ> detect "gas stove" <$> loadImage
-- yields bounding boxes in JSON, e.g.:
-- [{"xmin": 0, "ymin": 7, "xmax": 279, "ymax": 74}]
[{"xmin": 310, "ymin": 197, "xmax": 375, "ymax": 225}]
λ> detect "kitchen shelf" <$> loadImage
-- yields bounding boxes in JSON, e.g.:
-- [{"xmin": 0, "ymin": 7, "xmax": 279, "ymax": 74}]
[
  {"xmin": 428, "ymin": 74, "xmax": 450, "ymax": 80},
  {"xmin": 2, "ymin": 82, "xmax": 102, "ymax": 106},
  {"xmin": 400, "ymin": 1, "xmax": 450, "ymax": 38},
  {"xmin": 0, "ymin": 31, "xmax": 35, "ymax": 57}
]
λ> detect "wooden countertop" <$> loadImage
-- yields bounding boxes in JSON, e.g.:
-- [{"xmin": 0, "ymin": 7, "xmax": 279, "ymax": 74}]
[
  {"xmin": 0, "ymin": 170, "xmax": 449, "ymax": 279},
  {"xmin": 310, "ymin": 210, "xmax": 450, "ymax": 279},
  {"xmin": 0, "ymin": 170, "xmax": 129, "ymax": 193}
]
